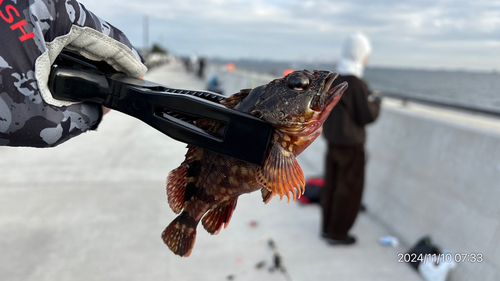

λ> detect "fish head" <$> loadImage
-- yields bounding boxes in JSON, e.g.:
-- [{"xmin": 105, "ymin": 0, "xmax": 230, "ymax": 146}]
[{"xmin": 238, "ymin": 69, "xmax": 347, "ymax": 141}]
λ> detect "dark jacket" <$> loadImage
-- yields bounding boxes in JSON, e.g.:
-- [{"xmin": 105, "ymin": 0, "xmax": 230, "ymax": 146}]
[{"xmin": 323, "ymin": 75, "xmax": 380, "ymax": 145}]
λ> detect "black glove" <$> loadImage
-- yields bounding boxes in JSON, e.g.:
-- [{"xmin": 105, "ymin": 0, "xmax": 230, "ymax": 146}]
[{"xmin": 0, "ymin": 0, "xmax": 147, "ymax": 147}]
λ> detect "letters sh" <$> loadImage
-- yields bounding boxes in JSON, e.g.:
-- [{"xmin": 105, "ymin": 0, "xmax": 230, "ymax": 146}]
[{"xmin": 0, "ymin": 0, "xmax": 35, "ymax": 42}]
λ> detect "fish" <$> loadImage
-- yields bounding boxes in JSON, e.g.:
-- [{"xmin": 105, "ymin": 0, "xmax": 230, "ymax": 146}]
[{"xmin": 162, "ymin": 70, "xmax": 347, "ymax": 257}]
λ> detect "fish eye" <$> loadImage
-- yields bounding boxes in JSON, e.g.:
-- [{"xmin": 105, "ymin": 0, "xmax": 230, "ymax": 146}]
[{"xmin": 287, "ymin": 73, "xmax": 310, "ymax": 91}]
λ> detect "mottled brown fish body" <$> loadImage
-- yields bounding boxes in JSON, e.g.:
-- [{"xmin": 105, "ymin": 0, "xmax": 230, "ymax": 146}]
[
  {"xmin": 162, "ymin": 70, "xmax": 347, "ymax": 257},
  {"xmin": 163, "ymin": 147, "xmax": 260, "ymax": 257}
]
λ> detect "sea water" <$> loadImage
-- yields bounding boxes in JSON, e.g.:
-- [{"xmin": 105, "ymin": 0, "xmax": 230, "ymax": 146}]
[{"xmin": 209, "ymin": 59, "xmax": 500, "ymax": 111}]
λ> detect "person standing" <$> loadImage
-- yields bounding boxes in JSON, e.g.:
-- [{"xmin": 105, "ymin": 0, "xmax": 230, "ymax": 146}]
[{"xmin": 321, "ymin": 32, "xmax": 381, "ymax": 245}]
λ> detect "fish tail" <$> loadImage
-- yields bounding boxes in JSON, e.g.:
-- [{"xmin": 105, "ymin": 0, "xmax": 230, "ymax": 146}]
[{"xmin": 161, "ymin": 211, "xmax": 199, "ymax": 257}]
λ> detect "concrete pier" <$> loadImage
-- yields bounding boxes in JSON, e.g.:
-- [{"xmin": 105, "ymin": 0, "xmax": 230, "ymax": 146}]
[{"xmin": 0, "ymin": 61, "xmax": 422, "ymax": 281}]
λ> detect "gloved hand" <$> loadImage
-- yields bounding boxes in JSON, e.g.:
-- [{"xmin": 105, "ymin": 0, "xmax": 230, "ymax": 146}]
[{"xmin": 0, "ymin": 0, "xmax": 147, "ymax": 147}]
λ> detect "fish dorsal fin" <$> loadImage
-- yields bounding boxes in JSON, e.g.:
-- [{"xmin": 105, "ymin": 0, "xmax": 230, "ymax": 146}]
[
  {"xmin": 166, "ymin": 145, "xmax": 204, "ymax": 214},
  {"xmin": 220, "ymin": 89, "xmax": 251, "ymax": 109},
  {"xmin": 201, "ymin": 198, "xmax": 238, "ymax": 235},
  {"xmin": 256, "ymin": 133, "xmax": 305, "ymax": 203}
]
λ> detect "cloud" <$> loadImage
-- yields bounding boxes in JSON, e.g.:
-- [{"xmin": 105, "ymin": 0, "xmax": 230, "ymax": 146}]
[{"xmin": 79, "ymin": 0, "xmax": 500, "ymax": 70}]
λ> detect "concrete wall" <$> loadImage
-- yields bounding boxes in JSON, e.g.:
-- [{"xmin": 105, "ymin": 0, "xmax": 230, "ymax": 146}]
[
  {"xmin": 365, "ymin": 103, "xmax": 500, "ymax": 281},
  {"xmin": 208, "ymin": 65, "xmax": 500, "ymax": 281}
]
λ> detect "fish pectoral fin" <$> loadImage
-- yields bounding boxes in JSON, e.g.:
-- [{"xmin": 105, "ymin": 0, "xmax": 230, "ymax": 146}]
[
  {"xmin": 220, "ymin": 89, "xmax": 251, "ymax": 109},
  {"xmin": 256, "ymin": 141, "xmax": 305, "ymax": 203},
  {"xmin": 167, "ymin": 146, "xmax": 204, "ymax": 214},
  {"xmin": 202, "ymin": 198, "xmax": 238, "ymax": 235},
  {"xmin": 261, "ymin": 188, "xmax": 273, "ymax": 204}
]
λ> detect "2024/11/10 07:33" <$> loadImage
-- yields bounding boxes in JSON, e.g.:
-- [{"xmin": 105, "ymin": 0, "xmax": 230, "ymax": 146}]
[{"xmin": 397, "ymin": 252, "xmax": 484, "ymax": 264}]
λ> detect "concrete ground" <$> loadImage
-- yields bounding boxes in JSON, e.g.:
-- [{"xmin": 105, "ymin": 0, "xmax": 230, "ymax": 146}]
[{"xmin": 0, "ymin": 61, "xmax": 422, "ymax": 281}]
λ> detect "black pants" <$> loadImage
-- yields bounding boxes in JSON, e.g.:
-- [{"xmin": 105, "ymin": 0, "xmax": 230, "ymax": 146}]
[{"xmin": 321, "ymin": 144, "xmax": 365, "ymax": 239}]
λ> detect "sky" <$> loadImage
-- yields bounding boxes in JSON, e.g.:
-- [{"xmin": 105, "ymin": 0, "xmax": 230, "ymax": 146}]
[{"xmin": 80, "ymin": 0, "xmax": 500, "ymax": 71}]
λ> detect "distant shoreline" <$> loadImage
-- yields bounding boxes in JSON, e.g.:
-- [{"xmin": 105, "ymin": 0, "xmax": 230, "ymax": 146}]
[{"xmin": 207, "ymin": 58, "xmax": 498, "ymax": 75}]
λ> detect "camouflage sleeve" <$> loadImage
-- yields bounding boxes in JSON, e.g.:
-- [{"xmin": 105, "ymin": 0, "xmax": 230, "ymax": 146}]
[{"xmin": 0, "ymin": 0, "xmax": 147, "ymax": 147}]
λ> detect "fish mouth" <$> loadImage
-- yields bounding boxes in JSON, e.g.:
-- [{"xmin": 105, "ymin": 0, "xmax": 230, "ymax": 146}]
[
  {"xmin": 310, "ymin": 72, "xmax": 347, "ymax": 112},
  {"xmin": 326, "ymin": 81, "xmax": 348, "ymax": 103}
]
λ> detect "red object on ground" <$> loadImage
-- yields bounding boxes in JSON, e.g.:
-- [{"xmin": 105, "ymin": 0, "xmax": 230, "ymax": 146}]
[
  {"xmin": 307, "ymin": 178, "xmax": 325, "ymax": 187},
  {"xmin": 298, "ymin": 177, "xmax": 325, "ymax": 204},
  {"xmin": 298, "ymin": 196, "xmax": 311, "ymax": 204}
]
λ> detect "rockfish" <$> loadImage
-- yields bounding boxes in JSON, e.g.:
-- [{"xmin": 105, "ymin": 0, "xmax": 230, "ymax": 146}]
[{"xmin": 162, "ymin": 70, "xmax": 347, "ymax": 257}]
